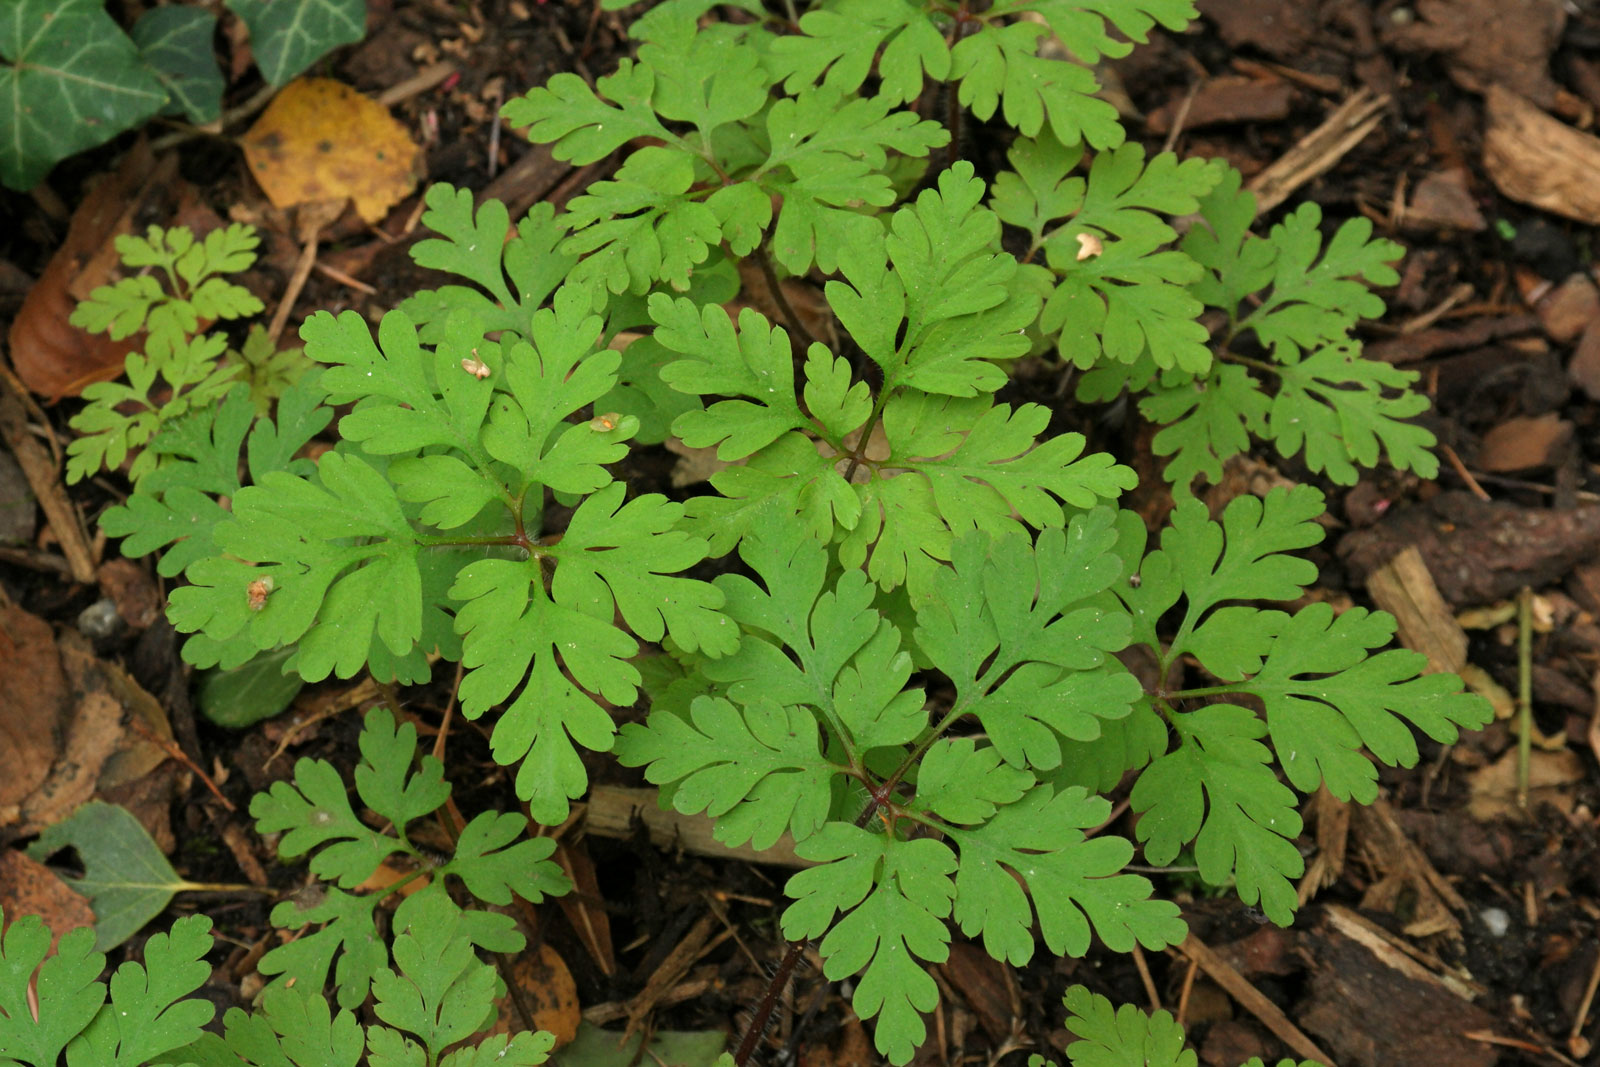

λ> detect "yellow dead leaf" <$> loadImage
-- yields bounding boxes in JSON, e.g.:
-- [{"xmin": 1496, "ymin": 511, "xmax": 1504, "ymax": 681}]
[{"xmin": 241, "ymin": 78, "xmax": 423, "ymax": 223}]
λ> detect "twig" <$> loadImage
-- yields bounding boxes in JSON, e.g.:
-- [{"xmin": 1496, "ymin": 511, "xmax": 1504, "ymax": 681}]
[
  {"xmin": 1567, "ymin": 942, "xmax": 1600, "ymax": 1057},
  {"xmin": 1174, "ymin": 955, "xmax": 1199, "ymax": 1028},
  {"xmin": 1517, "ymin": 586, "xmax": 1533, "ymax": 810},
  {"xmin": 123, "ymin": 714, "xmax": 235, "ymax": 812},
  {"xmin": 752, "ymin": 243, "xmax": 815, "ymax": 348},
  {"xmin": 1439, "ymin": 443, "xmax": 1492, "ymax": 502},
  {"xmin": 1160, "ymin": 81, "xmax": 1200, "ymax": 155},
  {"xmin": 1247, "ymin": 88, "xmax": 1389, "ymax": 215},
  {"xmin": 1179, "ymin": 933, "xmax": 1337, "ymax": 1066},
  {"xmin": 1131, "ymin": 943, "xmax": 1161, "ymax": 1012},
  {"xmin": 376, "ymin": 62, "xmax": 457, "ymax": 108}
]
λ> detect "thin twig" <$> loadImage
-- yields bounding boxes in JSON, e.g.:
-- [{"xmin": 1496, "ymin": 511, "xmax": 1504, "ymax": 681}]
[
  {"xmin": 1516, "ymin": 586, "xmax": 1533, "ymax": 810},
  {"xmin": 124, "ymin": 714, "xmax": 235, "ymax": 812},
  {"xmin": 1439, "ymin": 443, "xmax": 1492, "ymax": 502},
  {"xmin": 1160, "ymin": 81, "xmax": 1200, "ymax": 155},
  {"xmin": 1131, "ymin": 943, "xmax": 1161, "ymax": 1012},
  {"xmin": 752, "ymin": 243, "xmax": 815, "ymax": 347}
]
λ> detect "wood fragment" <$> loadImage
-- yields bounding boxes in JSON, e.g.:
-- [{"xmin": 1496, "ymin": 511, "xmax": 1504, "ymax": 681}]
[
  {"xmin": 1247, "ymin": 88, "xmax": 1389, "ymax": 214},
  {"xmin": 1364, "ymin": 546, "xmax": 1469, "ymax": 676},
  {"xmin": 1484, "ymin": 85, "xmax": 1600, "ymax": 225},
  {"xmin": 584, "ymin": 785, "xmax": 811, "ymax": 869},
  {"xmin": 1179, "ymin": 933, "xmax": 1337, "ymax": 1066},
  {"xmin": 1321, "ymin": 905, "xmax": 1484, "ymax": 1001},
  {"xmin": 0, "ymin": 366, "xmax": 95, "ymax": 583}
]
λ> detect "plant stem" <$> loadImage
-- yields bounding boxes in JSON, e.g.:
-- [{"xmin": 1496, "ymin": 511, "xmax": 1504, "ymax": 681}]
[
  {"xmin": 1516, "ymin": 586, "xmax": 1533, "ymax": 810},
  {"xmin": 753, "ymin": 243, "xmax": 816, "ymax": 348},
  {"xmin": 731, "ymin": 772, "xmax": 912, "ymax": 1064},
  {"xmin": 1214, "ymin": 350, "xmax": 1280, "ymax": 376}
]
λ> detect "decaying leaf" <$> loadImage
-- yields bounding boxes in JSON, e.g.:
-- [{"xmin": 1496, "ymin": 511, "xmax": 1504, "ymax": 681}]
[{"xmin": 241, "ymin": 78, "xmax": 425, "ymax": 223}]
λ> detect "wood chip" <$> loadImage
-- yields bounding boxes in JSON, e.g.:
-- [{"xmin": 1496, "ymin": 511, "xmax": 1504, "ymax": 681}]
[
  {"xmin": 1484, "ymin": 85, "xmax": 1600, "ymax": 225},
  {"xmin": 1363, "ymin": 546, "xmax": 1469, "ymax": 675},
  {"xmin": 1477, "ymin": 412, "xmax": 1574, "ymax": 472},
  {"xmin": 1247, "ymin": 88, "xmax": 1389, "ymax": 215},
  {"xmin": 584, "ymin": 785, "xmax": 811, "ymax": 868}
]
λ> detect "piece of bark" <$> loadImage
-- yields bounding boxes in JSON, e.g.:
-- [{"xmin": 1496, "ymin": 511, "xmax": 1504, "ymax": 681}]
[
  {"xmin": 1339, "ymin": 491, "xmax": 1600, "ymax": 605},
  {"xmin": 1401, "ymin": 168, "xmax": 1486, "ymax": 232},
  {"xmin": 1476, "ymin": 412, "xmax": 1573, "ymax": 471},
  {"xmin": 1198, "ymin": 0, "xmax": 1315, "ymax": 58},
  {"xmin": 1535, "ymin": 272, "xmax": 1600, "ymax": 343},
  {"xmin": 1146, "ymin": 77, "xmax": 1296, "ymax": 134},
  {"xmin": 1298, "ymin": 927, "xmax": 1498, "ymax": 1067},
  {"xmin": 1362, "ymin": 546, "xmax": 1468, "ymax": 675},
  {"xmin": 583, "ymin": 785, "xmax": 810, "ymax": 868},
  {"xmin": 1569, "ymin": 317, "xmax": 1600, "ymax": 401},
  {"xmin": 1484, "ymin": 85, "xmax": 1600, "ymax": 225},
  {"xmin": 1368, "ymin": 313, "xmax": 1539, "ymax": 364},
  {"xmin": 1384, "ymin": 0, "xmax": 1565, "ymax": 107}
]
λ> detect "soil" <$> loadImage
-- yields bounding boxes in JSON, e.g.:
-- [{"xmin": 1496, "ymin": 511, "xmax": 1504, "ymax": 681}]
[{"xmin": 5, "ymin": 1, "xmax": 1600, "ymax": 1066}]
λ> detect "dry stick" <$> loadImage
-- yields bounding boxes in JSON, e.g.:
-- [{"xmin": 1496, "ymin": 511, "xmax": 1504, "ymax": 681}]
[
  {"xmin": 124, "ymin": 713, "xmax": 236, "ymax": 812},
  {"xmin": 1159, "ymin": 82, "xmax": 1200, "ymax": 155},
  {"xmin": 1130, "ymin": 943, "xmax": 1161, "ymax": 1012},
  {"xmin": 0, "ymin": 365, "xmax": 95, "ymax": 582},
  {"xmin": 1438, "ymin": 443, "xmax": 1492, "ymax": 502},
  {"xmin": 1179, "ymin": 933, "xmax": 1336, "ymax": 1066},
  {"xmin": 376, "ymin": 61, "xmax": 457, "ymax": 109},
  {"xmin": 1516, "ymin": 586, "xmax": 1534, "ymax": 810},
  {"xmin": 1567, "ymin": 944, "xmax": 1600, "ymax": 1056},
  {"xmin": 1246, "ymin": 87, "xmax": 1389, "ymax": 215},
  {"xmin": 1173, "ymin": 955, "xmax": 1199, "ymax": 1028}
]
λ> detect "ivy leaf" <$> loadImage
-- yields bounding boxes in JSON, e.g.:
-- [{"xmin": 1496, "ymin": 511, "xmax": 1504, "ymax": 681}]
[
  {"xmin": 782, "ymin": 826, "xmax": 955, "ymax": 1066},
  {"xmin": 131, "ymin": 7, "xmax": 224, "ymax": 124},
  {"xmin": 0, "ymin": 913, "xmax": 105, "ymax": 1067},
  {"xmin": 0, "ymin": 0, "xmax": 166, "ymax": 191},
  {"xmin": 1131, "ymin": 703, "xmax": 1304, "ymax": 926},
  {"xmin": 945, "ymin": 786, "xmax": 1186, "ymax": 966},
  {"xmin": 65, "ymin": 916, "xmax": 215, "ymax": 1067},
  {"xmin": 224, "ymin": 0, "xmax": 365, "ymax": 86}
]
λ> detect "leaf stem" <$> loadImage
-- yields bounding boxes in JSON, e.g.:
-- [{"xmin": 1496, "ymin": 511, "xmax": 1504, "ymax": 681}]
[
  {"xmin": 1215, "ymin": 350, "xmax": 1280, "ymax": 377},
  {"xmin": 752, "ymin": 242, "xmax": 816, "ymax": 348},
  {"xmin": 1156, "ymin": 684, "xmax": 1245, "ymax": 702}
]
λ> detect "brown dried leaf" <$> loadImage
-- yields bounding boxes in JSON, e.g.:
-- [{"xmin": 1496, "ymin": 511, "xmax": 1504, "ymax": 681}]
[
  {"xmin": 0, "ymin": 850, "xmax": 96, "ymax": 949},
  {"xmin": 0, "ymin": 605, "xmax": 65, "ymax": 816},
  {"xmin": 491, "ymin": 943, "xmax": 580, "ymax": 1049}
]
